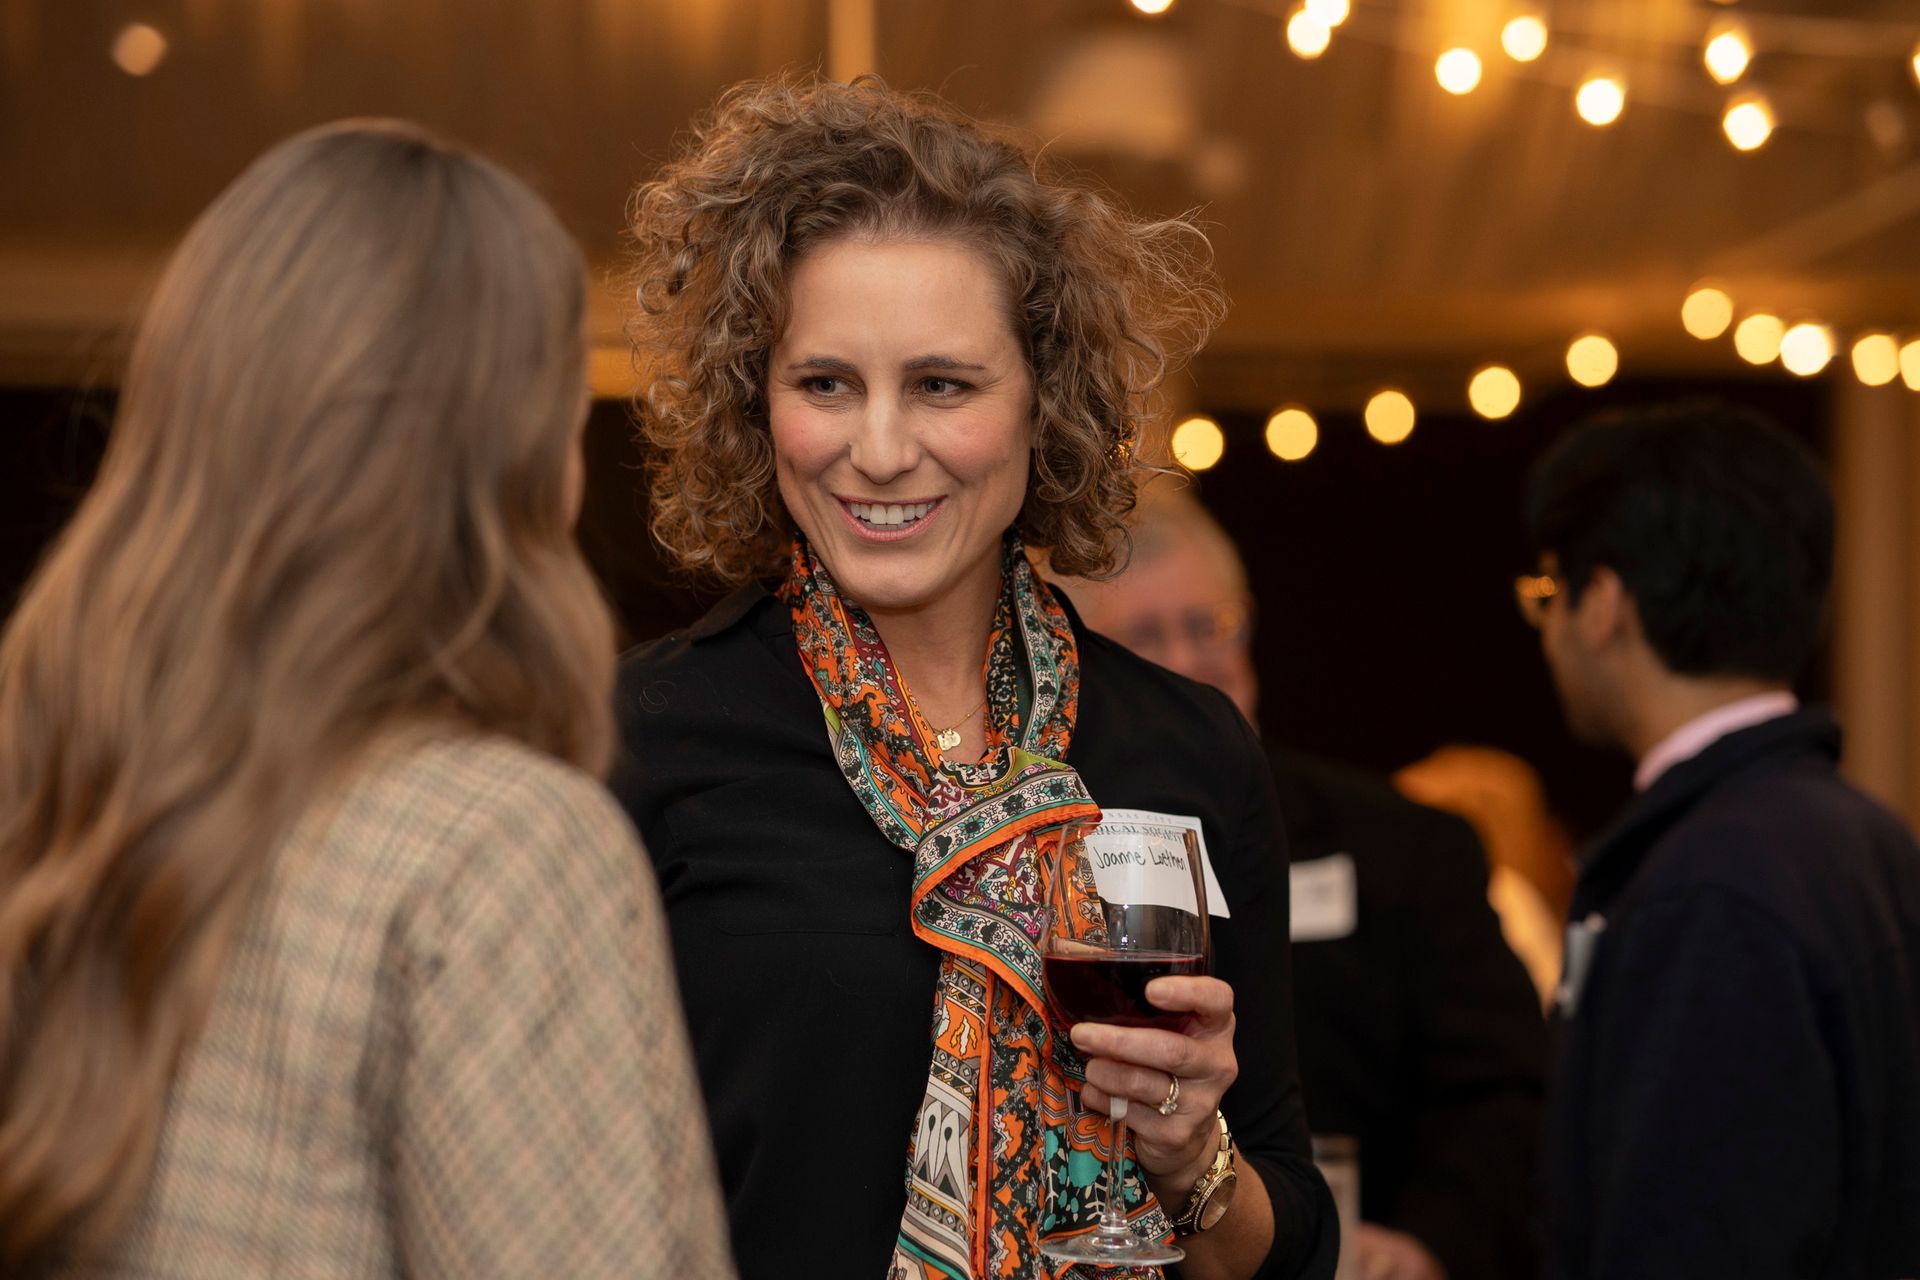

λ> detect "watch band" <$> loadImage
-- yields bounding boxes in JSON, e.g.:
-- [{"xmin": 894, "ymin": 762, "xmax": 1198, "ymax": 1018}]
[{"xmin": 1171, "ymin": 1110, "xmax": 1237, "ymax": 1236}]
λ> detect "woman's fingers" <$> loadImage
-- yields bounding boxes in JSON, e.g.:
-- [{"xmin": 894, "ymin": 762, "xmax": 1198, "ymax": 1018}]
[
  {"xmin": 1141, "ymin": 974, "xmax": 1235, "ymax": 1022},
  {"xmin": 1081, "ymin": 1056, "xmax": 1188, "ymax": 1110},
  {"xmin": 1068, "ymin": 1017, "xmax": 1238, "ymax": 1082}
]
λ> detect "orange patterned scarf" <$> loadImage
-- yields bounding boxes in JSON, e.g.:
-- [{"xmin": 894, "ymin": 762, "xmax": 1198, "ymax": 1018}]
[{"xmin": 781, "ymin": 536, "xmax": 1173, "ymax": 1280}]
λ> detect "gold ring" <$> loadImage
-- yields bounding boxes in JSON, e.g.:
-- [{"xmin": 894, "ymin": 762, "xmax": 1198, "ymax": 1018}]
[{"xmin": 1157, "ymin": 1074, "xmax": 1180, "ymax": 1116}]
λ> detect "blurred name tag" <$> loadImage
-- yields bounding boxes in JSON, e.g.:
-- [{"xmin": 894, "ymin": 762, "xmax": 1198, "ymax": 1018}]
[
  {"xmin": 1090, "ymin": 809, "xmax": 1231, "ymax": 919},
  {"xmin": 1290, "ymin": 854, "xmax": 1357, "ymax": 941}
]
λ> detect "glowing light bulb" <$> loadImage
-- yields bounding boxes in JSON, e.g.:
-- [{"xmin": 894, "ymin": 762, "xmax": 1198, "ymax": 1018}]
[
  {"xmin": 1901, "ymin": 339, "xmax": 1920, "ymax": 392},
  {"xmin": 111, "ymin": 23, "xmax": 167, "ymax": 76},
  {"xmin": 1778, "ymin": 323, "xmax": 1835, "ymax": 376},
  {"xmin": 1501, "ymin": 15, "xmax": 1548, "ymax": 63},
  {"xmin": 1129, "ymin": 0, "xmax": 1175, "ymax": 13},
  {"xmin": 1436, "ymin": 48, "xmax": 1483, "ymax": 95},
  {"xmin": 1172, "ymin": 416, "xmax": 1226, "ymax": 471},
  {"xmin": 1265, "ymin": 407, "xmax": 1318, "ymax": 461},
  {"xmin": 1704, "ymin": 24, "xmax": 1752, "ymax": 85},
  {"xmin": 1733, "ymin": 313, "xmax": 1785, "ymax": 365},
  {"xmin": 1364, "ymin": 391, "xmax": 1416, "ymax": 445},
  {"xmin": 1911, "ymin": 42, "xmax": 1920, "ymax": 88},
  {"xmin": 1576, "ymin": 76, "xmax": 1626, "ymax": 126},
  {"xmin": 1303, "ymin": 0, "xmax": 1349, "ymax": 26},
  {"xmin": 1287, "ymin": 8, "xmax": 1334, "ymax": 58},
  {"xmin": 1468, "ymin": 366, "xmax": 1522, "ymax": 420},
  {"xmin": 1566, "ymin": 334, "xmax": 1619, "ymax": 388},
  {"xmin": 1851, "ymin": 334, "xmax": 1900, "ymax": 387},
  {"xmin": 1682, "ymin": 287, "xmax": 1735, "ymax": 340},
  {"xmin": 1723, "ymin": 94, "xmax": 1774, "ymax": 151}
]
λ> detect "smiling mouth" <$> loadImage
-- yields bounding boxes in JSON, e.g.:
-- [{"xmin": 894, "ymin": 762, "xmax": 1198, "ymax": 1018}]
[{"xmin": 839, "ymin": 497, "xmax": 944, "ymax": 538}]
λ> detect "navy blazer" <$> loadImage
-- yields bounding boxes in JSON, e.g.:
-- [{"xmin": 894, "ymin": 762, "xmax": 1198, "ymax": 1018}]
[{"xmin": 1542, "ymin": 707, "xmax": 1920, "ymax": 1279}]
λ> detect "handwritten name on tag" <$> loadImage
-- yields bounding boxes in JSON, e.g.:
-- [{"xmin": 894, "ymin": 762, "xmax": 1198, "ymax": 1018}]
[
  {"xmin": 1290, "ymin": 854, "xmax": 1357, "ymax": 941},
  {"xmin": 1087, "ymin": 809, "xmax": 1231, "ymax": 919}
]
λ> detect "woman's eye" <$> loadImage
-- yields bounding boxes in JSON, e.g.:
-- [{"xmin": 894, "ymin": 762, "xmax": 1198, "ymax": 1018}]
[
  {"xmin": 921, "ymin": 377, "xmax": 969, "ymax": 397},
  {"xmin": 803, "ymin": 376, "xmax": 846, "ymax": 395}
]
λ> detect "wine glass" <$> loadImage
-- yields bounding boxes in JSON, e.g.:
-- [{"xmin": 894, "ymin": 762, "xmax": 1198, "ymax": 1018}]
[{"xmin": 1040, "ymin": 816, "xmax": 1211, "ymax": 1268}]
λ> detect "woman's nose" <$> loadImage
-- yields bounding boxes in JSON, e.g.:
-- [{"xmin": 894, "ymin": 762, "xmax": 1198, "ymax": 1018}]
[{"xmin": 847, "ymin": 398, "xmax": 920, "ymax": 484}]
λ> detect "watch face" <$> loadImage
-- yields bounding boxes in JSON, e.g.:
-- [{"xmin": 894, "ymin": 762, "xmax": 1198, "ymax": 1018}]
[{"xmin": 1199, "ymin": 1170, "xmax": 1238, "ymax": 1230}]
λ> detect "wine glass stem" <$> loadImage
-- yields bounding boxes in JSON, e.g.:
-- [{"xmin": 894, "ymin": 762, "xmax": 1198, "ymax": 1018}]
[{"xmin": 1102, "ymin": 1100, "xmax": 1131, "ymax": 1236}]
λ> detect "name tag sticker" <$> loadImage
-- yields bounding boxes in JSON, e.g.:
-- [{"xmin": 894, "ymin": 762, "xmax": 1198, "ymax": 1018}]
[
  {"xmin": 1087, "ymin": 809, "xmax": 1231, "ymax": 919},
  {"xmin": 1290, "ymin": 854, "xmax": 1357, "ymax": 941}
]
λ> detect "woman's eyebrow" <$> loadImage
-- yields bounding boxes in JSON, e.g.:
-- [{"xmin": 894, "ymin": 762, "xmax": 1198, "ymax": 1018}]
[
  {"xmin": 903, "ymin": 355, "xmax": 989, "ymax": 372},
  {"xmin": 784, "ymin": 355, "xmax": 858, "ymax": 374}
]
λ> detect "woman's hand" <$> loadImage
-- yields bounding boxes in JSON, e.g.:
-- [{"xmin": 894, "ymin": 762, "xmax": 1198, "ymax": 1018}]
[{"xmin": 1068, "ymin": 973, "xmax": 1237, "ymax": 1200}]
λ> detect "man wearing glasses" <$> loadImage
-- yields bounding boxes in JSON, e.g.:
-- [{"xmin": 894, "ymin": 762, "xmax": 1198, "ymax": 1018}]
[
  {"xmin": 1521, "ymin": 401, "xmax": 1920, "ymax": 1278},
  {"xmin": 1060, "ymin": 489, "xmax": 1547, "ymax": 1280}
]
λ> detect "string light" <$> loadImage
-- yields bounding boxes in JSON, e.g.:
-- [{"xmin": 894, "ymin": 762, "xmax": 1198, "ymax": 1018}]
[
  {"xmin": 1566, "ymin": 334, "xmax": 1619, "ymax": 387},
  {"xmin": 1576, "ymin": 76, "xmax": 1626, "ymax": 126},
  {"xmin": 1302, "ymin": 0, "xmax": 1349, "ymax": 26},
  {"xmin": 1682, "ymin": 286, "xmax": 1735, "ymax": 339},
  {"xmin": 1778, "ymin": 323, "xmax": 1836, "ymax": 376},
  {"xmin": 1501, "ymin": 15, "xmax": 1548, "ymax": 63},
  {"xmin": 1722, "ymin": 94, "xmax": 1774, "ymax": 151},
  {"xmin": 1364, "ymin": 391, "xmax": 1416, "ymax": 444},
  {"xmin": 1704, "ymin": 23, "xmax": 1752, "ymax": 85},
  {"xmin": 111, "ymin": 23, "xmax": 167, "ymax": 76},
  {"xmin": 1468, "ymin": 366, "xmax": 1522, "ymax": 419},
  {"xmin": 1265, "ymin": 407, "xmax": 1319, "ymax": 461},
  {"xmin": 1851, "ymin": 334, "xmax": 1901, "ymax": 387},
  {"xmin": 1172, "ymin": 416, "xmax": 1225, "ymax": 470},
  {"xmin": 1287, "ymin": 9, "xmax": 1333, "ymax": 59},
  {"xmin": 1128, "ymin": 0, "xmax": 1176, "ymax": 14},
  {"xmin": 1733, "ymin": 313, "xmax": 1785, "ymax": 365},
  {"xmin": 1436, "ymin": 49, "xmax": 1483, "ymax": 95},
  {"xmin": 1902, "ymin": 339, "xmax": 1920, "ymax": 392}
]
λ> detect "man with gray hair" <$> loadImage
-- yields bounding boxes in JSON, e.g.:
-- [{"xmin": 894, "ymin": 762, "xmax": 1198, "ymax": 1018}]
[{"xmin": 1059, "ymin": 485, "xmax": 1546, "ymax": 1280}]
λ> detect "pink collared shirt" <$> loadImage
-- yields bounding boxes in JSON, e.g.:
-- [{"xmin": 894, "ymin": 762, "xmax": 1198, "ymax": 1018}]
[{"xmin": 1634, "ymin": 691, "xmax": 1800, "ymax": 792}]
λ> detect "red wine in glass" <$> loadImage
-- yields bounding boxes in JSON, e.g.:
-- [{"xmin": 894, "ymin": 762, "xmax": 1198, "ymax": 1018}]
[{"xmin": 1044, "ymin": 950, "xmax": 1205, "ymax": 1031}]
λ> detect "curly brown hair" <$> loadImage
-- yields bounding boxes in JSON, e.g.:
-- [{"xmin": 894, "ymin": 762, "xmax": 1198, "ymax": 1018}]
[{"xmin": 627, "ymin": 74, "xmax": 1226, "ymax": 584}]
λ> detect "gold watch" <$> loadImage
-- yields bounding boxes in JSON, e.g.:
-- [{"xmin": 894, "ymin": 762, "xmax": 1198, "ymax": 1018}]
[{"xmin": 1171, "ymin": 1111, "xmax": 1238, "ymax": 1236}]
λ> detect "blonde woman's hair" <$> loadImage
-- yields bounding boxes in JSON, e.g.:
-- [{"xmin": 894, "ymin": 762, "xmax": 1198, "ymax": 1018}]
[
  {"xmin": 0, "ymin": 119, "xmax": 613, "ymax": 1268},
  {"xmin": 627, "ymin": 73, "xmax": 1227, "ymax": 584}
]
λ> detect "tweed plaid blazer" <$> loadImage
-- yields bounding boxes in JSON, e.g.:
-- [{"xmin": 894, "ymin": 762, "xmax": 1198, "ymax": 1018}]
[{"xmin": 68, "ymin": 731, "xmax": 735, "ymax": 1279}]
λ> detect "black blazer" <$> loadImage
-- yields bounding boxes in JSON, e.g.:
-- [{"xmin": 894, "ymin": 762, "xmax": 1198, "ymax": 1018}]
[
  {"xmin": 612, "ymin": 585, "xmax": 1337, "ymax": 1280},
  {"xmin": 1273, "ymin": 752, "xmax": 1545, "ymax": 1280},
  {"xmin": 1542, "ymin": 707, "xmax": 1920, "ymax": 1279}
]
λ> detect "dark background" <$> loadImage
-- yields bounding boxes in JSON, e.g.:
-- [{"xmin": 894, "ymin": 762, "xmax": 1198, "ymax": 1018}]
[{"xmin": 1, "ymin": 372, "xmax": 1827, "ymax": 839}]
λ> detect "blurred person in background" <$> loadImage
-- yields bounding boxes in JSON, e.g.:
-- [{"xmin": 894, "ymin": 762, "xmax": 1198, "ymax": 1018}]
[
  {"xmin": 1061, "ymin": 485, "xmax": 1547, "ymax": 1280},
  {"xmin": 616, "ymin": 75, "xmax": 1336, "ymax": 1280},
  {"xmin": 1522, "ymin": 401, "xmax": 1920, "ymax": 1279},
  {"xmin": 0, "ymin": 121, "xmax": 733, "ymax": 1278},
  {"xmin": 1395, "ymin": 745, "xmax": 1575, "ymax": 1006}
]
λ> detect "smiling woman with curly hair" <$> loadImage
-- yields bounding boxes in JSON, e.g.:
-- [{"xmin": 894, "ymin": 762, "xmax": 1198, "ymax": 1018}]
[{"xmin": 614, "ymin": 75, "xmax": 1337, "ymax": 1280}]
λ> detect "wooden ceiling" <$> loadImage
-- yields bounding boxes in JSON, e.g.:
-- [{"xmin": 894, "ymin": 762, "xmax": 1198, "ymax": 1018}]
[{"xmin": 4, "ymin": 0, "xmax": 1918, "ymax": 408}]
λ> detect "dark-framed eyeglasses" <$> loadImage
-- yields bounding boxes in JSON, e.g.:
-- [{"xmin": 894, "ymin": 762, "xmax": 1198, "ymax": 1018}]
[{"xmin": 1513, "ymin": 574, "xmax": 1560, "ymax": 629}]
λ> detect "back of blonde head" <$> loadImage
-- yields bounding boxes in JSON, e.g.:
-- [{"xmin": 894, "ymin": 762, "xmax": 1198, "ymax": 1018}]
[{"xmin": 0, "ymin": 120, "xmax": 612, "ymax": 1268}]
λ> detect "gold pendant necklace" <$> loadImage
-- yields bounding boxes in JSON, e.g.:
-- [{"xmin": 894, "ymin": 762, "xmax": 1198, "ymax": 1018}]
[{"xmin": 934, "ymin": 699, "xmax": 988, "ymax": 753}]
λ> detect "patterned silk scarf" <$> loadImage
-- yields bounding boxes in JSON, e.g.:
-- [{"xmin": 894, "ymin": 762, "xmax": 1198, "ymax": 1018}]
[{"xmin": 781, "ymin": 536, "xmax": 1174, "ymax": 1280}]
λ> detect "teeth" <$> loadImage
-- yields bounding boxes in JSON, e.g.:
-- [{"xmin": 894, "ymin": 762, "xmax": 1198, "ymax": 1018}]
[{"xmin": 849, "ymin": 501, "xmax": 935, "ymax": 528}]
